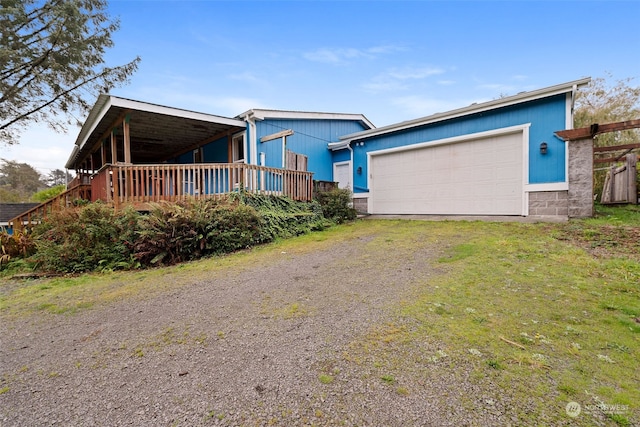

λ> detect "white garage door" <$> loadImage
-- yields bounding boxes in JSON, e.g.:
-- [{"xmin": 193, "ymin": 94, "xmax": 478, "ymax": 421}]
[{"xmin": 369, "ymin": 131, "xmax": 524, "ymax": 215}]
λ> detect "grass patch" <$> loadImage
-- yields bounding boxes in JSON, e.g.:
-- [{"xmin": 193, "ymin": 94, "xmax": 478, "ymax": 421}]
[
  {"xmin": 380, "ymin": 374, "xmax": 395, "ymax": 384},
  {"xmin": 344, "ymin": 218, "xmax": 639, "ymax": 425},
  {"xmin": 318, "ymin": 374, "xmax": 334, "ymax": 385},
  {"xmin": 437, "ymin": 242, "xmax": 477, "ymax": 263},
  {"xmin": 588, "ymin": 204, "xmax": 640, "ymax": 227}
]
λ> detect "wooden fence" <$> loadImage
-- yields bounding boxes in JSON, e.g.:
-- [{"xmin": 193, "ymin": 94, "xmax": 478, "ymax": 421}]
[
  {"xmin": 8, "ymin": 184, "xmax": 92, "ymax": 231},
  {"xmin": 601, "ymin": 154, "xmax": 638, "ymax": 204},
  {"xmin": 8, "ymin": 163, "xmax": 314, "ymax": 230},
  {"xmin": 91, "ymin": 163, "xmax": 314, "ymax": 208}
]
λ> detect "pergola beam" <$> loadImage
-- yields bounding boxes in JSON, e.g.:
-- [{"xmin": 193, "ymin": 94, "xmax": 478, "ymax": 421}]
[
  {"xmin": 593, "ymin": 143, "xmax": 640, "ymax": 153},
  {"xmin": 556, "ymin": 119, "xmax": 640, "ymax": 141}
]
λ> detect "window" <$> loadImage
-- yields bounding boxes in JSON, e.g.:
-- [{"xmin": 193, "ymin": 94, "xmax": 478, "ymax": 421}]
[{"xmin": 232, "ymin": 133, "xmax": 245, "ymax": 163}]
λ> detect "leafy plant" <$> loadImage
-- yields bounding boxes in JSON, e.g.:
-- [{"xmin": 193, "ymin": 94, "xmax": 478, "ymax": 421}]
[
  {"xmin": 231, "ymin": 191, "xmax": 330, "ymax": 240},
  {"xmin": 30, "ymin": 203, "xmax": 140, "ymax": 273},
  {"xmin": 133, "ymin": 198, "xmax": 263, "ymax": 266},
  {"xmin": 0, "ymin": 229, "xmax": 36, "ymax": 269},
  {"xmin": 31, "ymin": 185, "xmax": 66, "ymax": 203},
  {"xmin": 21, "ymin": 193, "xmax": 332, "ymax": 273},
  {"xmin": 315, "ymin": 188, "xmax": 357, "ymax": 223}
]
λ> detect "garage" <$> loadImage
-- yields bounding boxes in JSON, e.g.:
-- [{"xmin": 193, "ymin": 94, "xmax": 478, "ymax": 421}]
[{"xmin": 368, "ymin": 127, "xmax": 526, "ymax": 215}]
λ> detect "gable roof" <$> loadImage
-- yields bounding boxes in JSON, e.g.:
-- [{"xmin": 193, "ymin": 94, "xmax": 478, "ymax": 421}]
[
  {"xmin": 0, "ymin": 203, "xmax": 40, "ymax": 223},
  {"xmin": 237, "ymin": 108, "xmax": 375, "ymax": 129},
  {"xmin": 328, "ymin": 77, "xmax": 591, "ymax": 150},
  {"xmin": 66, "ymin": 95, "xmax": 246, "ymax": 169}
]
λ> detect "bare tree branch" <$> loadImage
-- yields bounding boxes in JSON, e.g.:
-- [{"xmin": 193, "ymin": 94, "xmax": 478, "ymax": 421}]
[{"xmin": 0, "ymin": 0, "xmax": 140, "ymax": 145}]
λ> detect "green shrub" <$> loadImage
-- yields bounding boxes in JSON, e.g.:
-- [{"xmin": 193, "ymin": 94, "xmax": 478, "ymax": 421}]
[
  {"xmin": 31, "ymin": 203, "xmax": 140, "ymax": 273},
  {"xmin": 133, "ymin": 198, "xmax": 263, "ymax": 266},
  {"xmin": 1, "ymin": 230, "xmax": 36, "ymax": 270},
  {"xmin": 231, "ymin": 192, "xmax": 330, "ymax": 240},
  {"xmin": 0, "ymin": 229, "xmax": 36, "ymax": 258},
  {"xmin": 25, "ymin": 193, "xmax": 332, "ymax": 273},
  {"xmin": 31, "ymin": 185, "xmax": 66, "ymax": 202},
  {"xmin": 315, "ymin": 188, "xmax": 357, "ymax": 223}
]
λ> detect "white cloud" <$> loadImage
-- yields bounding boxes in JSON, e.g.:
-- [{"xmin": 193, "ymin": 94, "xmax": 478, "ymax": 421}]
[
  {"xmin": 437, "ymin": 79, "xmax": 456, "ymax": 86},
  {"xmin": 228, "ymin": 72, "xmax": 262, "ymax": 83},
  {"xmin": 366, "ymin": 44, "xmax": 407, "ymax": 55},
  {"xmin": 391, "ymin": 95, "xmax": 482, "ymax": 118},
  {"xmin": 363, "ymin": 66, "xmax": 446, "ymax": 93},
  {"xmin": 302, "ymin": 44, "xmax": 404, "ymax": 64},
  {"xmin": 387, "ymin": 67, "xmax": 444, "ymax": 80},
  {"xmin": 6, "ymin": 124, "xmax": 75, "ymax": 172},
  {"xmin": 303, "ymin": 47, "xmax": 370, "ymax": 64},
  {"xmin": 362, "ymin": 79, "xmax": 408, "ymax": 93},
  {"xmin": 475, "ymin": 81, "xmax": 540, "ymax": 98},
  {"xmin": 476, "ymin": 83, "xmax": 518, "ymax": 93},
  {"xmin": 157, "ymin": 92, "xmax": 267, "ymax": 116}
]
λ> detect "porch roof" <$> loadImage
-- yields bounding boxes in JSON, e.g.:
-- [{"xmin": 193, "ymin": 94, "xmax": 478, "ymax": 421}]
[{"xmin": 65, "ymin": 95, "xmax": 246, "ymax": 169}]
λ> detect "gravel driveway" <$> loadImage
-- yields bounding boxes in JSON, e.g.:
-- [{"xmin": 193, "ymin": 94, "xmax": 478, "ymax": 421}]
[{"xmin": 1, "ymin": 225, "xmax": 507, "ymax": 426}]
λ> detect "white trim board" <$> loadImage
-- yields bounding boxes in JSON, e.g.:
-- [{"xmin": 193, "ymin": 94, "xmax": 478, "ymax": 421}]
[
  {"xmin": 367, "ymin": 124, "xmax": 531, "ymax": 158},
  {"xmin": 525, "ymin": 183, "xmax": 569, "ymax": 192}
]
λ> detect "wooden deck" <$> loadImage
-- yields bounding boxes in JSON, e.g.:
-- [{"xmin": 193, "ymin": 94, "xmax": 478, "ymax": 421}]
[
  {"xmin": 9, "ymin": 163, "xmax": 314, "ymax": 230},
  {"xmin": 8, "ymin": 184, "xmax": 92, "ymax": 231},
  {"xmin": 91, "ymin": 163, "xmax": 313, "ymax": 208}
]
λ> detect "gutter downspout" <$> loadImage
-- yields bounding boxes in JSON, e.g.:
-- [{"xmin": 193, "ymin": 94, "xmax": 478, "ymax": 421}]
[
  {"xmin": 240, "ymin": 111, "xmax": 258, "ymax": 165},
  {"xmin": 347, "ymin": 142, "xmax": 354, "ymax": 192},
  {"xmin": 570, "ymin": 84, "xmax": 577, "ymax": 129}
]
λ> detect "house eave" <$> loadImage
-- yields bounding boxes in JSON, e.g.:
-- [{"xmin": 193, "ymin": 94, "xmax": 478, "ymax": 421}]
[
  {"xmin": 66, "ymin": 95, "xmax": 246, "ymax": 169},
  {"xmin": 328, "ymin": 140, "xmax": 350, "ymax": 151},
  {"xmin": 338, "ymin": 77, "xmax": 591, "ymax": 144},
  {"xmin": 236, "ymin": 108, "xmax": 375, "ymax": 130}
]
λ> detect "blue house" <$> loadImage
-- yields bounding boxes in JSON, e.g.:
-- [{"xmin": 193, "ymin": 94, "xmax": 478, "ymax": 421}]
[
  {"xmin": 327, "ymin": 77, "xmax": 592, "ymax": 217},
  {"xmin": 45, "ymin": 77, "xmax": 593, "ymax": 227}
]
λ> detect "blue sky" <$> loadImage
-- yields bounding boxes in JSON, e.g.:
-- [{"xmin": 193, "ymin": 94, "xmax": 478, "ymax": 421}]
[{"xmin": 3, "ymin": 0, "xmax": 639, "ymax": 174}]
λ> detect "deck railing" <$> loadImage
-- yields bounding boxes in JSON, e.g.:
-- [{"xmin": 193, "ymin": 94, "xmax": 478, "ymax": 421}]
[
  {"xmin": 8, "ymin": 184, "xmax": 92, "ymax": 232},
  {"xmin": 7, "ymin": 163, "xmax": 313, "ymax": 231},
  {"xmin": 91, "ymin": 163, "xmax": 314, "ymax": 207}
]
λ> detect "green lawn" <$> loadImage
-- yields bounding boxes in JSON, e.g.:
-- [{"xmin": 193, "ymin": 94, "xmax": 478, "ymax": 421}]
[{"xmin": 346, "ymin": 209, "xmax": 639, "ymax": 426}]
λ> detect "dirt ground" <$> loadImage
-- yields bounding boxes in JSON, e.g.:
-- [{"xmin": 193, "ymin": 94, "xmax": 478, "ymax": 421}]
[{"xmin": 1, "ymin": 227, "xmax": 511, "ymax": 426}]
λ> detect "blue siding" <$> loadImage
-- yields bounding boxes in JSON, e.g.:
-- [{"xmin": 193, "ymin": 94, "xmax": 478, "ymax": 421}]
[
  {"xmin": 256, "ymin": 119, "xmax": 368, "ymax": 181},
  {"xmin": 202, "ymin": 136, "xmax": 228, "ymax": 163},
  {"xmin": 174, "ymin": 151, "xmax": 192, "ymax": 164},
  {"xmin": 332, "ymin": 149, "xmax": 351, "ymax": 163},
  {"xmin": 166, "ymin": 136, "xmax": 229, "ymax": 164},
  {"xmin": 353, "ymin": 94, "xmax": 567, "ymax": 191}
]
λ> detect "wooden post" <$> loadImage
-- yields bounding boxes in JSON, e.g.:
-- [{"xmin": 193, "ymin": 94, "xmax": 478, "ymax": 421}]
[
  {"xmin": 123, "ymin": 114, "xmax": 131, "ymax": 164},
  {"xmin": 110, "ymin": 130, "xmax": 117, "ymax": 164},
  {"xmin": 112, "ymin": 166, "xmax": 120, "ymax": 209},
  {"xmin": 627, "ymin": 154, "xmax": 638, "ymax": 204},
  {"xmin": 101, "ymin": 139, "xmax": 107, "ymax": 166}
]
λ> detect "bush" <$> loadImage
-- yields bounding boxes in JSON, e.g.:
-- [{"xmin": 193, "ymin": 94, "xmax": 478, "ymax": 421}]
[
  {"xmin": 25, "ymin": 193, "xmax": 335, "ymax": 273},
  {"xmin": 0, "ymin": 230, "xmax": 36, "ymax": 270},
  {"xmin": 315, "ymin": 188, "xmax": 357, "ymax": 223},
  {"xmin": 133, "ymin": 198, "xmax": 263, "ymax": 266},
  {"xmin": 231, "ymin": 192, "xmax": 331, "ymax": 241},
  {"xmin": 31, "ymin": 185, "xmax": 66, "ymax": 202},
  {"xmin": 31, "ymin": 203, "xmax": 140, "ymax": 273}
]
